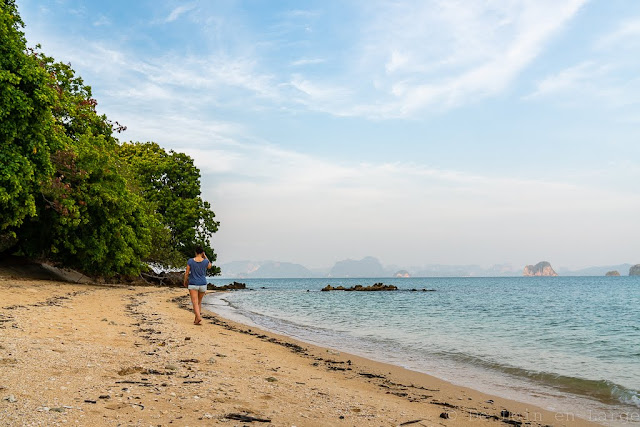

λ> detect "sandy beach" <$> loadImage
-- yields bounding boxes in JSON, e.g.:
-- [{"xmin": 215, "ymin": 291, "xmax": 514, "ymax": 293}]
[{"xmin": 0, "ymin": 271, "xmax": 597, "ymax": 426}]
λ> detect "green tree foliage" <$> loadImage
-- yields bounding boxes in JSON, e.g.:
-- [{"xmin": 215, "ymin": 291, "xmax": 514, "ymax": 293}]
[
  {"xmin": 117, "ymin": 142, "xmax": 220, "ymax": 273},
  {"xmin": 1, "ymin": 1, "xmax": 219, "ymax": 276},
  {"xmin": 0, "ymin": 0, "xmax": 58, "ymax": 243},
  {"xmin": 13, "ymin": 57, "xmax": 155, "ymax": 275}
]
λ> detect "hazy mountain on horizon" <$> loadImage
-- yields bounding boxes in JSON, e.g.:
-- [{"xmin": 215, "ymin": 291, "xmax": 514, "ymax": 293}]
[
  {"xmin": 329, "ymin": 256, "xmax": 385, "ymax": 278},
  {"xmin": 219, "ymin": 258, "xmax": 636, "ymax": 278},
  {"xmin": 556, "ymin": 263, "xmax": 633, "ymax": 276},
  {"xmin": 219, "ymin": 260, "xmax": 313, "ymax": 278}
]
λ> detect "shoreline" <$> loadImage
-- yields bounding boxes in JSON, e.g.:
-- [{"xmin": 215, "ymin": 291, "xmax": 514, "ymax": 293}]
[
  {"xmin": 0, "ymin": 274, "xmax": 600, "ymax": 426},
  {"xmin": 202, "ymin": 292, "xmax": 633, "ymax": 427},
  {"xmin": 204, "ymin": 291, "xmax": 638, "ymax": 426}
]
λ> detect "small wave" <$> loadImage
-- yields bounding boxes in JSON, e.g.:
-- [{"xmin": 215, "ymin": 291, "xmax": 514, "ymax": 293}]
[{"xmin": 439, "ymin": 351, "xmax": 639, "ymax": 408}]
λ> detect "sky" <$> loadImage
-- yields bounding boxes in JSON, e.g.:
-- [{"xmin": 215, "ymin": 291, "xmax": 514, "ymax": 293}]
[{"xmin": 15, "ymin": 0, "xmax": 640, "ymax": 271}]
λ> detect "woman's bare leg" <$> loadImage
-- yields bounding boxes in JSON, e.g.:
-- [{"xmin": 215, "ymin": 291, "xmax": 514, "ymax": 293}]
[
  {"xmin": 197, "ymin": 291, "xmax": 205, "ymax": 319},
  {"xmin": 189, "ymin": 289, "xmax": 202, "ymax": 324}
]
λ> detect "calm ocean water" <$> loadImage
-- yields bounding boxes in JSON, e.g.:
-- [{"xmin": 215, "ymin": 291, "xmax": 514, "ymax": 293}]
[{"xmin": 203, "ymin": 276, "xmax": 640, "ymax": 425}]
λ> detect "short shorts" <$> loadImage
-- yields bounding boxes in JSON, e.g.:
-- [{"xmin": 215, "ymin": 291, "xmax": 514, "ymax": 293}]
[{"xmin": 187, "ymin": 284, "xmax": 207, "ymax": 292}]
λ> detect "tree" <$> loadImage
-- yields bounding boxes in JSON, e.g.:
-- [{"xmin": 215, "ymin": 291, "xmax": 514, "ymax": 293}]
[
  {"xmin": 0, "ymin": 0, "xmax": 58, "ymax": 249},
  {"xmin": 1, "ymin": 1, "xmax": 219, "ymax": 276},
  {"xmin": 117, "ymin": 142, "xmax": 220, "ymax": 273},
  {"xmin": 15, "ymin": 58, "xmax": 155, "ymax": 276}
]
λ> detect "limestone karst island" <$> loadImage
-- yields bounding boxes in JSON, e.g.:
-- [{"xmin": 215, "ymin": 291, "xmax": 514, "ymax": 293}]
[{"xmin": 523, "ymin": 261, "xmax": 558, "ymax": 276}]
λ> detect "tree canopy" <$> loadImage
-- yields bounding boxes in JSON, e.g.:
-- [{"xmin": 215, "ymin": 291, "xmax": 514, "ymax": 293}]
[
  {"xmin": 0, "ymin": 0, "xmax": 219, "ymax": 276},
  {"xmin": 117, "ymin": 142, "xmax": 220, "ymax": 272},
  {"xmin": 1, "ymin": 0, "xmax": 58, "ymax": 241}
]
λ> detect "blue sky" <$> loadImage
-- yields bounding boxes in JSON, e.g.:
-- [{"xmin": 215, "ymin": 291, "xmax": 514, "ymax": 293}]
[{"xmin": 16, "ymin": 0, "xmax": 640, "ymax": 270}]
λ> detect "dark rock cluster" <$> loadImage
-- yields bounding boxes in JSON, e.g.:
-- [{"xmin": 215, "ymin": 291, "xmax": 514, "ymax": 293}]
[
  {"xmin": 321, "ymin": 283, "xmax": 398, "ymax": 292},
  {"xmin": 207, "ymin": 281, "xmax": 247, "ymax": 291}
]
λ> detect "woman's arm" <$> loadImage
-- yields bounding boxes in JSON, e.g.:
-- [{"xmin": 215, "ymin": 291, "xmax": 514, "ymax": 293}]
[
  {"xmin": 204, "ymin": 253, "xmax": 212, "ymax": 269},
  {"xmin": 183, "ymin": 265, "xmax": 191, "ymax": 287}
]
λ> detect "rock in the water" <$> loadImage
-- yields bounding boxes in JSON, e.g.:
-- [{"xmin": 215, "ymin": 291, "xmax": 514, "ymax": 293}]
[
  {"xmin": 207, "ymin": 281, "xmax": 247, "ymax": 290},
  {"xmin": 321, "ymin": 282, "xmax": 398, "ymax": 292},
  {"xmin": 523, "ymin": 261, "xmax": 558, "ymax": 276}
]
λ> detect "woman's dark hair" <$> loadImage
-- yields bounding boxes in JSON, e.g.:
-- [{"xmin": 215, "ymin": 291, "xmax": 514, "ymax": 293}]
[{"xmin": 195, "ymin": 246, "xmax": 204, "ymax": 254}]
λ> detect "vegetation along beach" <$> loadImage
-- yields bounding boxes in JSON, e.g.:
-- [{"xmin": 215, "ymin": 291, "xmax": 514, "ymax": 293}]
[{"xmin": 2, "ymin": 0, "xmax": 640, "ymax": 426}]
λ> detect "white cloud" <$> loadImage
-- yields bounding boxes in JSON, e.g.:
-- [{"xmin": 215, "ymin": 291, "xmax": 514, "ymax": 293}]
[
  {"xmin": 25, "ymin": 0, "xmax": 588, "ymax": 120},
  {"xmin": 247, "ymin": 0, "xmax": 587, "ymax": 119},
  {"xmin": 524, "ymin": 14, "xmax": 640, "ymax": 111},
  {"xmin": 345, "ymin": 0, "xmax": 588, "ymax": 116},
  {"xmin": 290, "ymin": 58, "xmax": 326, "ymax": 67},
  {"xmin": 165, "ymin": 4, "xmax": 196, "ymax": 23},
  {"xmin": 17, "ymin": 0, "xmax": 640, "ymax": 269},
  {"xmin": 92, "ymin": 15, "xmax": 110, "ymax": 27},
  {"xmin": 595, "ymin": 18, "xmax": 640, "ymax": 50},
  {"xmin": 526, "ymin": 61, "xmax": 600, "ymax": 99},
  {"xmin": 526, "ymin": 61, "xmax": 640, "ymax": 110},
  {"xmin": 289, "ymin": 75, "xmax": 352, "ymax": 104},
  {"xmin": 199, "ymin": 140, "xmax": 640, "ymax": 267},
  {"xmin": 385, "ymin": 51, "xmax": 409, "ymax": 74}
]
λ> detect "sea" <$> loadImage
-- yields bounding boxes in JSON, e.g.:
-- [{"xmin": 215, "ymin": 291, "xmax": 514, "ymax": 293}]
[{"xmin": 202, "ymin": 276, "xmax": 640, "ymax": 425}]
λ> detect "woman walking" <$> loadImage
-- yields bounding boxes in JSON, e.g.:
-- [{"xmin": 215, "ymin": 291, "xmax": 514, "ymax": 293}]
[{"xmin": 183, "ymin": 246, "xmax": 212, "ymax": 325}]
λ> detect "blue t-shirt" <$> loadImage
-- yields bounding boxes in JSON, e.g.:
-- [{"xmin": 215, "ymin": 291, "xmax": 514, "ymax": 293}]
[{"xmin": 187, "ymin": 258, "xmax": 209, "ymax": 285}]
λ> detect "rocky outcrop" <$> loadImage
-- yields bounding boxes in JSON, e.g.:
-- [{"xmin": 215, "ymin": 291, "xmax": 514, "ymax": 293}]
[
  {"xmin": 523, "ymin": 261, "xmax": 558, "ymax": 277},
  {"xmin": 629, "ymin": 264, "xmax": 640, "ymax": 276},
  {"xmin": 605, "ymin": 270, "xmax": 620, "ymax": 276},
  {"xmin": 207, "ymin": 281, "xmax": 247, "ymax": 291},
  {"xmin": 321, "ymin": 282, "xmax": 398, "ymax": 291}
]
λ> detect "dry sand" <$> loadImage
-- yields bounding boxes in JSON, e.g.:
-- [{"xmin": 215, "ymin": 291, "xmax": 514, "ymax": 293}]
[{"xmin": 0, "ymin": 271, "xmax": 598, "ymax": 426}]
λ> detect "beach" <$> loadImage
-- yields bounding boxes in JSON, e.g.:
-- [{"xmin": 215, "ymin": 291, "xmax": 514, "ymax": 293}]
[{"xmin": 0, "ymin": 272, "xmax": 597, "ymax": 426}]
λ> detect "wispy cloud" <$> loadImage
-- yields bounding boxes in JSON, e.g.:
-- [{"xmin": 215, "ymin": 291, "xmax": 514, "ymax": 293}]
[
  {"xmin": 526, "ymin": 61, "xmax": 604, "ymax": 100},
  {"xmin": 526, "ymin": 17, "xmax": 640, "ymax": 110},
  {"xmin": 290, "ymin": 58, "xmax": 325, "ymax": 67},
  {"xmin": 16, "ymin": 0, "xmax": 640, "ymax": 268},
  {"xmin": 26, "ymin": 0, "xmax": 588, "ymax": 120},
  {"xmin": 197, "ymin": 139, "xmax": 640, "ymax": 266},
  {"xmin": 258, "ymin": 0, "xmax": 588, "ymax": 118},
  {"xmin": 165, "ymin": 3, "xmax": 196, "ymax": 23},
  {"xmin": 92, "ymin": 15, "xmax": 110, "ymax": 27},
  {"xmin": 347, "ymin": 0, "xmax": 588, "ymax": 117},
  {"xmin": 595, "ymin": 18, "xmax": 640, "ymax": 50}
]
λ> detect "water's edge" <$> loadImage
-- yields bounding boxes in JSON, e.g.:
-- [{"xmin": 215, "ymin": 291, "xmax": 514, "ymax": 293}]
[{"xmin": 203, "ymin": 277, "xmax": 640, "ymax": 426}]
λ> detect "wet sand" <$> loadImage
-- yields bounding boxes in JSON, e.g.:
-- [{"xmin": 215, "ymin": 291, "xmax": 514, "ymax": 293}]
[{"xmin": 0, "ymin": 272, "xmax": 597, "ymax": 426}]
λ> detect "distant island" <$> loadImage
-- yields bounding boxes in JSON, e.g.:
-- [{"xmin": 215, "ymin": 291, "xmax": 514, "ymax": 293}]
[
  {"xmin": 523, "ymin": 261, "xmax": 558, "ymax": 277},
  {"xmin": 329, "ymin": 256, "xmax": 385, "ymax": 278},
  {"xmin": 630, "ymin": 265, "xmax": 640, "ymax": 276},
  {"xmin": 218, "ymin": 257, "xmax": 637, "ymax": 279},
  {"xmin": 605, "ymin": 270, "xmax": 620, "ymax": 276}
]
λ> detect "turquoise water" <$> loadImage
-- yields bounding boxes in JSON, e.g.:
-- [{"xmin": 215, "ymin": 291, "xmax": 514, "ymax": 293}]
[{"xmin": 203, "ymin": 276, "xmax": 640, "ymax": 424}]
